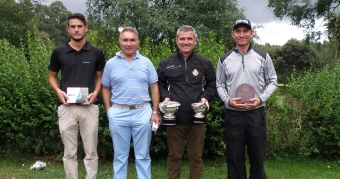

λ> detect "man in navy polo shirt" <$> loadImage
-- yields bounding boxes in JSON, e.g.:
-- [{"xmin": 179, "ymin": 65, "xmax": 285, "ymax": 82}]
[
  {"xmin": 101, "ymin": 27, "xmax": 160, "ymax": 179},
  {"xmin": 48, "ymin": 13, "xmax": 106, "ymax": 179}
]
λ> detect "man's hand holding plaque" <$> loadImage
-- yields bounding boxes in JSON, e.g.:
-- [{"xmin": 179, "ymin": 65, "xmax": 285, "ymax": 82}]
[
  {"xmin": 235, "ymin": 83, "xmax": 255, "ymax": 104},
  {"xmin": 229, "ymin": 83, "xmax": 262, "ymax": 110}
]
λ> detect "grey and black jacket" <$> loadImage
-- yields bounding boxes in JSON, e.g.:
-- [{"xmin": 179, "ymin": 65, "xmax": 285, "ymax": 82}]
[{"xmin": 216, "ymin": 45, "xmax": 278, "ymax": 111}]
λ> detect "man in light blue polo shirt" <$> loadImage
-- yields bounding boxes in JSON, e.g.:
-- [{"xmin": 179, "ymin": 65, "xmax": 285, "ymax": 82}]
[{"xmin": 101, "ymin": 26, "xmax": 160, "ymax": 179}]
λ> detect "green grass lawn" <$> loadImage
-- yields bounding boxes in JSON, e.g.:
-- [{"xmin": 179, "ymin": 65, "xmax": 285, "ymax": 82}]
[{"xmin": 1, "ymin": 155, "xmax": 339, "ymax": 179}]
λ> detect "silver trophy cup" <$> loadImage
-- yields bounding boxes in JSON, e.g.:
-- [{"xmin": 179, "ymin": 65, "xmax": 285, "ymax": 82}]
[
  {"xmin": 159, "ymin": 101, "xmax": 181, "ymax": 126},
  {"xmin": 191, "ymin": 103, "xmax": 208, "ymax": 124}
]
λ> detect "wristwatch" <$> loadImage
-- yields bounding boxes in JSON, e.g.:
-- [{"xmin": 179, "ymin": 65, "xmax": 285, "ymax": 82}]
[{"xmin": 152, "ymin": 111, "xmax": 159, "ymax": 114}]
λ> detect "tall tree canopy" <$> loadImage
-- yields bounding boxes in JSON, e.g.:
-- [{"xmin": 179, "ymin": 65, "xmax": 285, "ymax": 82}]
[
  {"xmin": 0, "ymin": 0, "xmax": 71, "ymax": 47},
  {"xmin": 269, "ymin": 39, "xmax": 320, "ymax": 84},
  {"xmin": 0, "ymin": 0, "xmax": 35, "ymax": 46},
  {"xmin": 35, "ymin": 1, "xmax": 71, "ymax": 46},
  {"xmin": 267, "ymin": 0, "xmax": 338, "ymax": 47},
  {"xmin": 86, "ymin": 0, "xmax": 243, "ymax": 50}
]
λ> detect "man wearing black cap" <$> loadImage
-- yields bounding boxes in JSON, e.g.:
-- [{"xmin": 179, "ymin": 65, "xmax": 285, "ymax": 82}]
[{"xmin": 216, "ymin": 18, "xmax": 278, "ymax": 179}]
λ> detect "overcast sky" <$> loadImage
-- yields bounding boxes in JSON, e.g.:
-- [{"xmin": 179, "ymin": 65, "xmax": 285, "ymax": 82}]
[{"xmin": 43, "ymin": 0, "xmax": 327, "ymax": 45}]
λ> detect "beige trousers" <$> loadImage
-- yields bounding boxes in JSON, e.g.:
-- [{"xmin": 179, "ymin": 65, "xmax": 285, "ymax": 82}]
[{"xmin": 58, "ymin": 104, "xmax": 99, "ymax": 179}]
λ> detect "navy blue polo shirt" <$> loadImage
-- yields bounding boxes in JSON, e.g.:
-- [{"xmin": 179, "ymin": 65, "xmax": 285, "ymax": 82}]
[{"xmin": 48, "ymin": 41, "xmax": 106, "ymax": 94}]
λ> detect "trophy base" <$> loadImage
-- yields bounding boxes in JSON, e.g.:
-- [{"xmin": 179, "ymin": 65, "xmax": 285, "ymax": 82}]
[
  {"xmin": 194, "ymin": 114, "xmax": 205, "ymax": 118},
  {"xmin": 161, "ymin": 116, "xmax": 177, "ymax": 126},
  {"xmin": 192, "ymin": 117, "xmax": 206, "ymax": 124}
]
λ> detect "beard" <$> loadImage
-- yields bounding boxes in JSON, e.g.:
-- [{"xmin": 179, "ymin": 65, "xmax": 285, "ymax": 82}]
[{"xmin": 71, "ymin": 34, "xmax": 85, "ymax": 42}]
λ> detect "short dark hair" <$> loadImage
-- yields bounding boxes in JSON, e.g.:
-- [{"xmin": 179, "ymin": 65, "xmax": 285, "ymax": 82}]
[{"xmin": 67, "ymin": 13, "xmax": 87, "ymax": 26}]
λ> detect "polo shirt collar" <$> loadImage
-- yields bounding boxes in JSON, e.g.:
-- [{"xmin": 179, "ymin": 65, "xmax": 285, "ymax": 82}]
[
  {"xmin": 65, "ymin": 40, "xmax": 91, "ymax": 52},
  {"xmin": 116, "ymin": 50, "xmax": 141, "ymax": 60}
]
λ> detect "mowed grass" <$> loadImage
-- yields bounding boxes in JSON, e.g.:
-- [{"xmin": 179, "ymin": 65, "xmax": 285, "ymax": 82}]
[{"xmin": 0, "ymin": 155, "xmax": 339, "ymax": 179}]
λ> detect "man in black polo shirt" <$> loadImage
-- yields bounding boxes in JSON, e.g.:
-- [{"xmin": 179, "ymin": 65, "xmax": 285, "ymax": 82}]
[{"xmin": 48, "ymin": 13, "xmax": 106, "ymax": 179}]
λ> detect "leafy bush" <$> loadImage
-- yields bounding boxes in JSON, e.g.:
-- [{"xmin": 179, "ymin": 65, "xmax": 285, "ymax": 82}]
[
  {"xmin": 0, "ymin": 33, "xmax": 270, "ymax": 159},
  {"xmin": 287, "ymin": 67, "xmax": 340, "ymax": 159},
  {"xmin": 265, "ymin": 88, "xmax": 302, "ymax": 158},
  {"xmin": 0, "ymin": 33, "xmax": 62, "ymax": 154},
  {"xmin": 3, "ymin": 29, "xmax": 338, "ymax": 161}
]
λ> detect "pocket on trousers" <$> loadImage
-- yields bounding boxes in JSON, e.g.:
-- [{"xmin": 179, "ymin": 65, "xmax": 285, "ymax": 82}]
[
  {"xmin": 259, "ymin": 107, "xmax": 266, "ymax": 126},
  {"xmin": 250, "ymin": 107, "xmax": 266, "ymax": 127},
  {"xmin": 224, "ymin": 109, "xmax": 234, "ymax": 127},
  {"xmin": 57, "ymin": 105, "xmax": 68, "ymax": 120}
]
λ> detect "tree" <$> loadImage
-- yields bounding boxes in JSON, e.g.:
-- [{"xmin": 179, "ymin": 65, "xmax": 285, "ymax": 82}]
[
  {"xmin": 267, "ymin": 0, "xmax": 338, "ymax": 47},
  {"xmin": 0, "ymin": 0, "xmax": 71, "ymax": 47},
  {"xmin": 310, "ymin": 40, "xmax": 339, "ymax": 68},
  {"xmin": 86, "ymin": 0, "xmax": 243, "ymax": 50},
  {"xmin": 270, "ymin": 39, "xmax": 320, "ymax": 85},
  {"xmin": 35, "ymin": 1, "xmax": 71, "ymax": 46},
  {"xmin": 0, "ymin": 0, "xmax": 35, "ymax": 46}
]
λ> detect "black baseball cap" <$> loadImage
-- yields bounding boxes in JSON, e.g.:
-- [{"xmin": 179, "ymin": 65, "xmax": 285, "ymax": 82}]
[{"xmin": 233, "ymin": 18, "xmax": 252, "ymax": 30}]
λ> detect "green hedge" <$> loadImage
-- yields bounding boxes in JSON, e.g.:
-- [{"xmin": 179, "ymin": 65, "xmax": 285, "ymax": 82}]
[
  {"xmin": 286, "ymin": 68, "xmax": 340, "ymax": 159},
  {"xmin": 0, "ymin": 33, "xmax": 61, "ymax": 154},
  {"xmin": 1, "ymin": 30, "xmax": 338, "ymax": 160},
  {"xmin": 0, "ymin": 31, "xmax": 229, "ymax": 159}
]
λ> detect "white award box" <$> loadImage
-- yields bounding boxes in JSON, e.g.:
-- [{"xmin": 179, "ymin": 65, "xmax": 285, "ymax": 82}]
[{"xmin": 67, "ymin": 87, "xmax": 89, "ymax": 103}]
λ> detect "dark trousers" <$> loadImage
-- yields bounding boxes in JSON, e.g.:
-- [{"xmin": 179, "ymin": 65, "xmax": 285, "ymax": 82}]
[
  {"xmin": 224, "ymin": 107, "xmax": 267, "ymax": 179},
  {"xmin": 166, "ymin": 124, "xmax": 206, "ymax": 179}
]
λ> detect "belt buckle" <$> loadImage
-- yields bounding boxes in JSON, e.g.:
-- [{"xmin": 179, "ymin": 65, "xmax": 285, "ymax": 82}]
[{"xmin": 129, "ymin": 104, "xmax": 142, "ymax": 110}]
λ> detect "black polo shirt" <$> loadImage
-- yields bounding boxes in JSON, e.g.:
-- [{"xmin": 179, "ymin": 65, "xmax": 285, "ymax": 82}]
[{"xmin": 48, "ymin": 41, "xmax": 106, "ymax": 94}]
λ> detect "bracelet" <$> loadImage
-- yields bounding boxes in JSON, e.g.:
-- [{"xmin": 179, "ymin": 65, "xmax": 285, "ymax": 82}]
[{"xmin": 152, "ymin": 111, "xmax": 159, "ymax": 114}]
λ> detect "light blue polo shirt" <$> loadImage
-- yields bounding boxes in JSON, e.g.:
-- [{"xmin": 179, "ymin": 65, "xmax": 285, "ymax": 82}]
[{"xmin": 101, "ymin": 50, "xmax": 158, "ymax": 105}]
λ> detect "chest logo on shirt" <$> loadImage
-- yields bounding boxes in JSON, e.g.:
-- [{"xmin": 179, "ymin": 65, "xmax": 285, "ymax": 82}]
[{"xmin": 192, "ymin": 69, "xmax": 199, "ymax": 76}]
